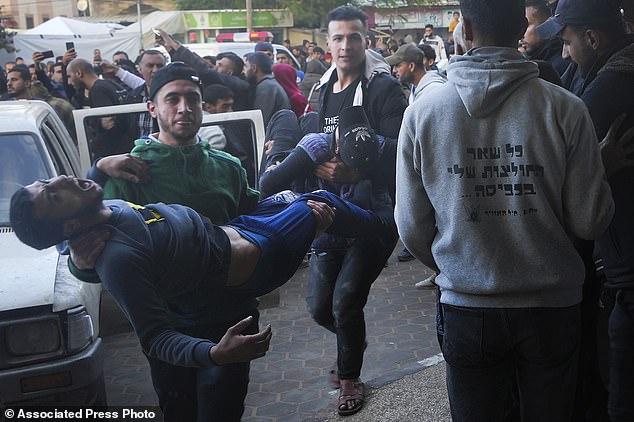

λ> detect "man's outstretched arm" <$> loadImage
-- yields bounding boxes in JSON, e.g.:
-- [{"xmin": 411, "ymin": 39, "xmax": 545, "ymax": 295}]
[{"xmin": 100, "ymin": 257, "xmax": 271, "ymax": 368}]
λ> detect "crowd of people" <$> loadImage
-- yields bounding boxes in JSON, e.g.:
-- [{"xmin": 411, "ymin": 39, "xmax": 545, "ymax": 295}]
[{"xmin": 4, "ymin": 0, "xmax": 634, "ymax": 420}]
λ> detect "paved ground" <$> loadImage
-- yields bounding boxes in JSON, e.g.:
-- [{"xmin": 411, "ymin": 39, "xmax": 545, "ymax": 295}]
[
  {"xmin": 100, "ymin": 243, "xmax": 447, "ymax": 420},
  {"xmin": 315, "ymin": 361, "xmax": 450, "ymax": 422}
]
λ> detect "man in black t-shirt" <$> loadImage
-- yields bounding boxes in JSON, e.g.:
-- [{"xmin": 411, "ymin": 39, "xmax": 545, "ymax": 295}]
[
  {"xmin": 304, "ymin": 5, "xmax": 407, "ymax": 417},
  {"xmin": 315, "ymin": 9, "xmax": 406, "ymax": 197},
  {"xmin": 258, "ymin": 11, "xmax": 405, "ymax": 415},
  {"xmin": 66, "ymin": 58, "xmax": 133, "ymax": 159}
]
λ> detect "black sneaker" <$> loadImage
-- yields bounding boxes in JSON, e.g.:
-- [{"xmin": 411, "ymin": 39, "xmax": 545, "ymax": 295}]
[{"xmin": 398, "ymin": 248, "xmax": 415, "ymax": 262}]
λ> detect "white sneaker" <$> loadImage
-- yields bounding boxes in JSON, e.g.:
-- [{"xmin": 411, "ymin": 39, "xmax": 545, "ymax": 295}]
[{"xmin": 415, "ymin": 273, "xmax": 437, "ymax": 290}]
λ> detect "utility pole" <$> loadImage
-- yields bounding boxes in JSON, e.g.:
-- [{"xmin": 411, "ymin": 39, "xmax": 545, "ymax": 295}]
[
  {"xmin": 246, "ymin": 0, "xmax": 253, "ymax": 33},
  {"xmin": 137, "ymin": 0, "xmax": 143, "ymax": 48}
]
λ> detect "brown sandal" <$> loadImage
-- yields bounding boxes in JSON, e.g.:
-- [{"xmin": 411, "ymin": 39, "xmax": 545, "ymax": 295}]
[
  {"xmin": 337, "ymin": 380, "xmax": 365, "ymax": 416},
  {"xmin": 329, "ymin": 360, "xmax": 341, "ymax": 389}
]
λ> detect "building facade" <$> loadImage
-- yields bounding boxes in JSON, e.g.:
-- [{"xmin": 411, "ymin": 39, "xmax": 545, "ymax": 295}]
[
  {"xmin": 0, "ymin": 0, "xmax": 177, "ymax": 29},
  {"xmin": 0, "ymin": 0, "xmax": 75, "ymax": 29}
]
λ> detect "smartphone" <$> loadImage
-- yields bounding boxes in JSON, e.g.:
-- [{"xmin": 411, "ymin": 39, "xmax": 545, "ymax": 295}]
[
  {"xmin": 66, "ymin": 42, "xmax": 74, "ymax": 51},
  {"xmin": 41, "ymin": 50, "xmax": 54, "ymax": 59}
]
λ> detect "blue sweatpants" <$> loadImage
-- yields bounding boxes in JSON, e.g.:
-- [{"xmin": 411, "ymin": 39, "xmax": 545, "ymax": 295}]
[{"xmin": 226, "ymin": 190, "xmax": 387, "ymax": 297}]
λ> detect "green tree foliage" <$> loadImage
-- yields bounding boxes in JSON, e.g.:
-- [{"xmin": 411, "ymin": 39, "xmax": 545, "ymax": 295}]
[
  {"xmin": 175, "ymin": 0, "xmax": 281, "ymax": 10},
  {"xmin": 174, "ymin": 0, "xmax": 449, "ymax": 30},
  {"xmin": 175, "ymin": 0, "xmax": 333, "ymax": 28},
  {"xmin": 0, "ymin": 7, "xmax": 16, "ymax": 53},
  {"xmin": 283, "ymin": 0, "xmax": 350, "ymax": 28}
]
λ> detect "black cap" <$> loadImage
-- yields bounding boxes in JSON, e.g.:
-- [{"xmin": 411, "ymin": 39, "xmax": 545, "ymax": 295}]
[
  {"xmin": 537, "ymin": 0, "xmax": 623, "ymax": 39},
  {"xmin": 148, "ymin": 62, "xmax": 201, "ymax": 100},
  {"xmin": 337, "ymin": 106, "xmax": 379, "ymax": 170}
]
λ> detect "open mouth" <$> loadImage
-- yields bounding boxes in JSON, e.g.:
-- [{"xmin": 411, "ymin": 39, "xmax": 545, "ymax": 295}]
[{"xmin": 74, "ymin": 178, "xmax": 94, "ymax": 191}]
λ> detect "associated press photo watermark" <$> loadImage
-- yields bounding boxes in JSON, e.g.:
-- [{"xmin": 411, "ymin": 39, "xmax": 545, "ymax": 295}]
[{"xmin": 1, "ymin": 407, "xmax": 161, "ymax": 421}]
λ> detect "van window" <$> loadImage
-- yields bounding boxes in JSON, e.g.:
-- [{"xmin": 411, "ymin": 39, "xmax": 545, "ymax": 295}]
[
  {"xmin": 43, "ymin": 117, "xmax": 76, "ymax": 174},
  {"xmin": 0, "ymin": 134, "xmax": 54, "ymax": 226}
]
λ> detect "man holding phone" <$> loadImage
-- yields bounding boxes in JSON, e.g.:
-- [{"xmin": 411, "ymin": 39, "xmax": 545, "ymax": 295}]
[
  {"xmin": 40, "ymin": 50, "xmax": 55, "ymax": 60},
  {"xmin": 31, "ymin": 50, "xmax": 67, "ymax": 99}
]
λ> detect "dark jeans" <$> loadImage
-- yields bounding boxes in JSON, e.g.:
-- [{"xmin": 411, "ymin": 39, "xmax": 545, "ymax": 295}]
[
  {"xmin": 608, "ymin": 289, "xmax": 634, "ymax": 422},
  {"xmin": 146, "ymin": 311, "xmax": 259, "ymax": 422},
  {"xmin": 306, "ymin": 231, "xmax": 397, "ymax": 380},
  {"xmin": 442, "ymin": 304, "xmax": 581, "ymax": 422}
]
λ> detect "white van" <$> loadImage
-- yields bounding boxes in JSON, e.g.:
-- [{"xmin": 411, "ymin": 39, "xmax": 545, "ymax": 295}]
[{"xmin": 0, "ymin": 101, "xmax": 105, "ymax": 406}]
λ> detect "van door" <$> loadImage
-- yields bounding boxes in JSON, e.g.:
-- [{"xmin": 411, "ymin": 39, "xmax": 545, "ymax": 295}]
[{"xmin": 73, "ymin": 104, "xmax": 264, "ymax": 186}]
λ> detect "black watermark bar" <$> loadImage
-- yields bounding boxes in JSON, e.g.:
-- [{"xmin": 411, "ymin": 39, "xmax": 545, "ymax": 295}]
[{"xmin": 1, "ymin": 407, "xmax": 161, "ymax": 422}]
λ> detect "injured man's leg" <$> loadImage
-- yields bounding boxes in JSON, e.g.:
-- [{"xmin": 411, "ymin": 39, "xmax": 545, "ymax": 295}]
[{"xmin": 222, "ymin": 190, "xmax": 391, "ymax": 297}]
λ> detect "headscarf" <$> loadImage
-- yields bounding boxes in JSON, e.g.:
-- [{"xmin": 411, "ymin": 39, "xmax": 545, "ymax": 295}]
[{"xmin": 273, "ymin": 63, "xmax": 310, "ymax": 117}]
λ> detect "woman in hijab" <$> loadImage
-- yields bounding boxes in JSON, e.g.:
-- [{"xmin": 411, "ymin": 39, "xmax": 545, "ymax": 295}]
[{"xmin": 273, "ymin": 63, "xmax": 310, "ymax": 117}]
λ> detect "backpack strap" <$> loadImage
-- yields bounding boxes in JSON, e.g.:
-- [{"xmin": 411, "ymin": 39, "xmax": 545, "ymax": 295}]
[{"xmin": 126, "ymin": 202, "xmax": 165, "ymax": 225}]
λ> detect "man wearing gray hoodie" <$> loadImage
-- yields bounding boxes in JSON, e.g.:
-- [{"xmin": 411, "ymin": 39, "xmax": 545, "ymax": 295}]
[
  {"xmin": 386, "ymin": 43, "xmax": 447, "ymax": 105},
  {"xmin": 395, "ymin": 0, "xmax": 614, "ymax": 420}
]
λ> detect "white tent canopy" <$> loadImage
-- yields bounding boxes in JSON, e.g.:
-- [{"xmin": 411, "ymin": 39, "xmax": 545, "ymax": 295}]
[
  {"xmin": 14, "ymin": 17, "xmax": 140, "ymax": 63},
  {"xmin": 22, "ymin": 16, "xmax": 124, "ymax": 36},
  {"xmin": 120, "ymin": 11, "xmax": 186, "ymax": 50}
]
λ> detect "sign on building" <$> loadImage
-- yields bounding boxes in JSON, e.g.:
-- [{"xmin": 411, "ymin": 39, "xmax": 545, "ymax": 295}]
[
  {"xmin": 374, "ymin": 7, "xmax": 459, "ymax": 29},
  {"xmin": 184, "ymin": 10, "xmax": 294, "ymax": 29}
]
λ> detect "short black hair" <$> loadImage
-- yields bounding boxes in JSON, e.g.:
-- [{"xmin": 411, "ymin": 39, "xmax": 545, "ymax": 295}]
[
  {"xmin": 10, "ymin": 187, "xmax": 65, "ymax": 250},
  {"xmin": 113, "ymin": 50, "xmax": 129, "ymax": 59},
  {"xmin": 202, "ymin": 55, "xmax": 216, "ymax": 65},
  {"xmin": 425, "ymin": 24, "xmax": 434, "ymax": 29},
  {"xmin": 313, "ymin": 46, "xmax": 325, "ymax": 55},
  {"xmin": 139, "ymin": 49, "xmax": 166, "ymax": 63},
  {"xmin": 418, "ymin": 43, "xmax": 436, "ymax": 61},
  {"xmin": 326, "ymin": 5, "xmax": 368, "ymax": 28},
  {"xmin": 9, "ymin": 65, "xmax": 31, "ymax": 82},
  {"xmin": 525, "ymin": 0, "xmax": 551, "ymax": 23},
  {"xmin": 460, "ymin": 0, "xmax": 525, "ymax": 45},
  {"xmin": 203, "ymin": 84, "xmax": 234, "ymax": 104},
  {"xmin": 245, "ymin": 52, "xmax": 273, "ymax": 74},
  {"xmin": 217, "ymin": 52, "xmax": 244, "ymax": 75}
]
